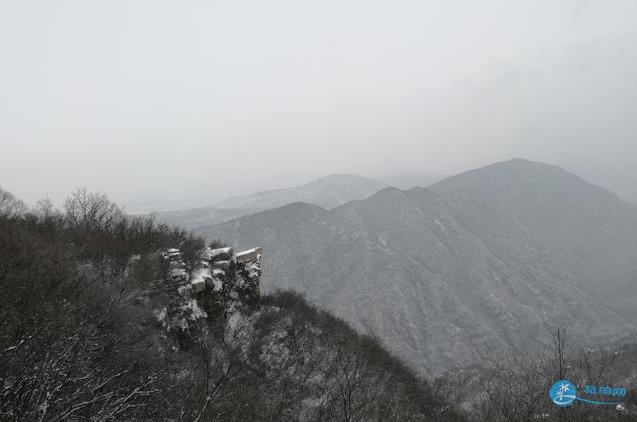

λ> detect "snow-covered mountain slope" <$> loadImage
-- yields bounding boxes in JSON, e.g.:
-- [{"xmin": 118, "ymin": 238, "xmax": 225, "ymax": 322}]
[{"xmin": 200, "ymin": 159, "xmax": 637, "ymax": 377}]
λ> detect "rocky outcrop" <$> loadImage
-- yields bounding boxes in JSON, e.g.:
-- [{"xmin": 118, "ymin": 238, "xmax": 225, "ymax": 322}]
[{"xmin": 155, "ymin": 246, "xmax": 262, "ymax": 333}]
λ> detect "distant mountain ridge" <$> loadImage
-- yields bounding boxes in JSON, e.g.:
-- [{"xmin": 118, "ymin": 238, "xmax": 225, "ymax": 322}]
[
  {"xmin": 376, "ymin": 172, "xmax": 445, "ymax": 190},
  {"xmin": 156, "ymin": 173, "xmax": 442, "ymax": 229},
  {"xmin": 215, "ymin": 174, "xmax": 387, "ymax": 210},
  {"xmin": 199, "ymin": 158, "xmax": 637, "ymax": 376}
]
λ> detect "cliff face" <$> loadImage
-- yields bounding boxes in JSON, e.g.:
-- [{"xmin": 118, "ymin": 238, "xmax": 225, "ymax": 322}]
[
  {"xmin": 146, "ymin": 244, "xmax": 462, "ymax": 421},
  {"xmin": 153, "ymin": 245, "xmax": 262, "ymax": 334}
]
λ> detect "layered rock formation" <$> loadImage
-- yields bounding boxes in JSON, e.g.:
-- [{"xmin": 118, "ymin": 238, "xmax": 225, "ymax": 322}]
[{"xmin": 155, "ymin": 246, "xmax": 262, "ymax": 333}]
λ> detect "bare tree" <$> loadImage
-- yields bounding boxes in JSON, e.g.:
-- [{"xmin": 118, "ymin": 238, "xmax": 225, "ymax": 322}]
[
  {"xmin": 469, "ymin": 329, "xmax": 637, "ymax": 422},
  {"xmin": 32, "ymin": 197, "xmax": 57, "ymax": 222},
  {"xmin": 0, "ymin": 187, "xmax": 26, "ymax": 219},
  {"xmin": 63, "ymin": 188, "xmax": 123, "ymax": 232}
]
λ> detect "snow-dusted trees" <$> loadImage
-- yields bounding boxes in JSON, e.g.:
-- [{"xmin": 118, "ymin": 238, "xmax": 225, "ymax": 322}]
[
  {"xmin": 1, "ymin": 189, "xmax": 464, "ymax": 421},
  {"xmin": 188, "ymin": 290, "xmax": 463, "ymax": 422},
  {"xmin": 0, "ymin": 191, "xmax": 206, "ymax": 420}
]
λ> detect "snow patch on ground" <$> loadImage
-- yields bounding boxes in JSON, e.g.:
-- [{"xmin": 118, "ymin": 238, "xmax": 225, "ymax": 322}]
[{"xmin": 434, "ymin": 218, "xmax": 447, "ymax": 233}]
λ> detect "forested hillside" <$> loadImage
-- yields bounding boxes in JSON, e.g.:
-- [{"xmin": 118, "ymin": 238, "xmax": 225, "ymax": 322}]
[
  {"xmin": 202, "ymin": 159, "xmax": 637, "ymax": 377},
  {"xmin": 0, "ymin": 187, "xmax": 461, "ymax": 421}
]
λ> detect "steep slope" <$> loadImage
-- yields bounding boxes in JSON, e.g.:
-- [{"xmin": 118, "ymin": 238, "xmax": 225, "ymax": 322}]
[
  {"xmin": 216, "ymin": 174, "xmax": 386, "ymax": 210},
  {"xmin": 0, "ymin": 196, "xmax": 463, "ymax": 422},
  {"xmin": 200, "ymin": 159, "xmax": 637, "ymax": 377},
  {"xmin": 429, "ymin": 158, "xmax": 637, "ymax": 300}
]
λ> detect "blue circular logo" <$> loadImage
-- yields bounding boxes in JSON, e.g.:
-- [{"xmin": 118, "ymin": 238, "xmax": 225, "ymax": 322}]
[{"xmin": 550, "ymin": 380, "xmax": 577, "ymax": 407}]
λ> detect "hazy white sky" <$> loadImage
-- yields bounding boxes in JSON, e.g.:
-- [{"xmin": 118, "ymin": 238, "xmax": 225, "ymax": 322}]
[{"xmin": 1, "ymin": 0, "xmax": 636, "ymax": 207}]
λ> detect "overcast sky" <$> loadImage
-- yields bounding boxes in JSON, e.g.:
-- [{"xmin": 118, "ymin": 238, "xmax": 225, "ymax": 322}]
[{"xmin": 1, "ymin": 0, "xmax": 636, "ymax": 208}]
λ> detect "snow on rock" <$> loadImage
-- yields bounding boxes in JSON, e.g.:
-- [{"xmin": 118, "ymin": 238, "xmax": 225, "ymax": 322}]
[
  {"xmin": 209, "ymin": 247, "xmax": 233, "ymax": 261},
  {"xmin": 155, "ymin": 245, "xmax": 262, "ymax": 334},
  {"xmin": 235, "ymin": 247, "xmax": 262, "ymax": 264},
  {"xmin": 244, "ymin": 261, "xmax": 261, "ymax": 280},
  {"xmin": 190, "ymin": 267, "xmax": 212, "ymax": 293},
  {"xmin": 213, "ymin": 260, "xmax": 231, "ymax": 269},
  {"xmin": 169, "ymin": 267, "xmax": 189, "ymax": 283},
  {"xmin": 163, "ymin": 248, "xmax": 190, "ymax": 284},
  {"xmin": 154, "ymin": 307, "xmax": 167, "ymax": 325},
  {"xmin": 200, "ymin": 247, "xmax": 214, "ymax": 260},
  {"xmin": 211, "ymin": 277, "xmax": 223, "ymax": 292},
  {"xmin": 155, "ymin": 297, "xmax": 207, "ymax": 333}
]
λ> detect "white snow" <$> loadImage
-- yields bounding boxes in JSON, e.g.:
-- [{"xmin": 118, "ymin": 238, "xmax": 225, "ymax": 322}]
[
  {"xmin": 214, "ymin": 260, "xmax": 231, "ymax": 267},
  {"xmin": 190, "ymin": 267, "xmax": 211, "ymax": 293},
  {"xmin": 236, "ymin": 247, "xmax": 259, "ymax": 256},
  {"xmin": 244, "ymin": 262, "xmax": 260, "ymax": 278},
  {"xmin": 191, "ymin": 267, "xmax": 211, "ymax": 282},
  {"xmin": 154, "ymin": 307, "xmax": 168, "ymax": 325},
  {"xmin": 209, "ymin": 247, "xmax": 233, "ymax": 258},
  {"xmin": 169, "ymin": 267, "xmax": 188, "ymax": 281},
  {"xmin": 200, "ymin": 247, "xmax": 214, "ymax": 260},
  {"xmin": 211, "ymin": 277, "xmax": 223, "ymax": 292},
  {"xmin": 433, "ymin": 218, "xmax": 447, "ymax": 233}
]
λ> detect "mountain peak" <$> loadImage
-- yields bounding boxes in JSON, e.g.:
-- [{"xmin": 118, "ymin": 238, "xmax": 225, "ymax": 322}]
[
  {"xmin": 431, "ymin": 158, "xmax": 591, "ymax": 193},
  {"xmin": 202, "ymin": 158, "xmax": 637, "ymax": 377},
  {"xmin": 492, "ymin": 157, "xmax": 568, "ymax": 173},
  {"xmin": 461, "ymin": 157, "xmax": 563, "ymax": 174}
]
